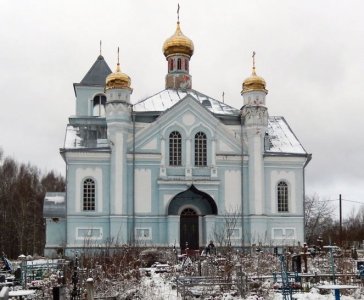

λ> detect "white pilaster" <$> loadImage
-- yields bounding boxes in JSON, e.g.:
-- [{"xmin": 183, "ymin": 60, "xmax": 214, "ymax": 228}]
[
  {"xmin": 185, "ymin": 138, "xmax": 192, "ymax": 178},
  {"xmin": 160, "ymin": 138, "xmax": 166, "ymax": 177},
  {"xmin": 168, "ymin": 215, "xmax": 180, "ymax": 246},
  {"xmin": 211, "ymin": 138, "xmax": 216, "ymax": 166}
]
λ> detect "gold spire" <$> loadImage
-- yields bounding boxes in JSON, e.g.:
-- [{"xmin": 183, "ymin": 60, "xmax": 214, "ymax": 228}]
[
  {"xmin": 242, "ymin": 51, "xmax": 267, "ymax": 94},
  {"xmin": 105, "ymin": 47, "xmax": 132, "ymax": 90},
  {"xmin": 163, "ymin": 6, "xmax": 194, "ymax": 57}
]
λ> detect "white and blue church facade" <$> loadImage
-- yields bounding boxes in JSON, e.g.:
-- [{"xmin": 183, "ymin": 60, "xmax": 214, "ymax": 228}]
[{"xmin": 44, "ymin": 20, "xmax": 311, "ymax": 256}]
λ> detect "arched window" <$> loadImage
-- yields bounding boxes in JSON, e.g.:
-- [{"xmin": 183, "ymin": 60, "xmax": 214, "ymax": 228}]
[
  {"xmin": 169, "ymin": 59, "xmax": 174, "ymax": 72},
  {"xmin": 185, "ymin": 59, "xmax": 189, "ymax": 72},
  {"xmin": 181, "ymin": 208, "xmax": 197, "ymax": 216},
  {"xmin": 169, "ymin": 131, "xmax": 182, "ymax": 166},
  {"xmin": 177, "ymin": 58, "xmax": 182, "ymax": 70},
  {"xmin": 195, "ymin": 132, "xmax": 207, "ymax": 166},
  {"xmin": 83, "ymin": 178, "xmax": 95, "ymax": 211},
  {"xmin": 277, "ymin": 181, "xmax": 288, "ymax": 212},
  {"xmin": 93, "ymin": 94, "xmax": 106, "ymax": 117}
]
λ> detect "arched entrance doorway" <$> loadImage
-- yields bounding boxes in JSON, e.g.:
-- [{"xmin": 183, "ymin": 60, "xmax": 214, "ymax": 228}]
[
  {"xmin": 168, "ymin": 185, "xmax": 218, "ymax": 250},
  {"xmin": 180, "ymin": 208, "xmax": 199, "ymax": 250}
]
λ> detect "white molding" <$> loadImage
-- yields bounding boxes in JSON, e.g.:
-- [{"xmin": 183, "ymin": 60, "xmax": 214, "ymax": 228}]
[
  {"xmin": 65, "ymin": 152, "xmax": 110, "ymax": 161},
  {"xmin": 264, "ymin": 156, "xmax": 307, "ymax": 163},
  {"xmin": 157, "ymin": 179, "xmax": 220, "ymax": 185},
  {"xmin": 76, "ymin": 227, "xmax": 103, "ymax": 240},
  {"xmin": 135, "ymin": 227, "xmax": 152, "ymax": 240},
  {"xmin": 75, "ymin": 168, "xmax": 103, "ymax": 213},
  {"xmin": 271, "ymin": 227, "xmax": 296, "ymax": 240},
  {"xmin": 270, "ymin": 170, "xmax": 296, "ymax": 214}
]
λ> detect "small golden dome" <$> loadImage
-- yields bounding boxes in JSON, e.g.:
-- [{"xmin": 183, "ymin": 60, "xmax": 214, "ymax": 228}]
[
  {"xmin": 105, "ymin": 63, "xmax": 131, "ymax": 90},
  {"xmin": 242, "ymin": 67, "xmax": 267, "ymax": 94},
  {"xmin": 163, "ymin": 22, "xmax": 194, "ymax": 57}
]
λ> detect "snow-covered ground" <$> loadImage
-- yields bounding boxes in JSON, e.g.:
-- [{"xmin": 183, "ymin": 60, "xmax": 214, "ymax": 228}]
[
  {"xmin": 139, "ymin": 267, "xmax": 364, "ymax": 300},
  {"xmin": 6, "ymin": 251, "xmax": 364, "ymax": 299}
]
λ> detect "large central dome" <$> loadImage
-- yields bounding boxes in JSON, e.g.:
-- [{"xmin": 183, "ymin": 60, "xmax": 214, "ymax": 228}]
[{"xmin": 163, "ymin": 22, "xmax": 194, "ymax": 57}]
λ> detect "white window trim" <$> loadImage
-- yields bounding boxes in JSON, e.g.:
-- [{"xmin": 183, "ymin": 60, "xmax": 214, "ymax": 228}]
[
  {"xmin": 272, "ymin": 227, "xmax": 296, "ymax": 240},
  {"xmin": 76, "ymin": 227, "xmax": 103, "ymax": 240},
  {"xmin": 135, "ymin": 227, "xmax": 152, "ymax": 240}
]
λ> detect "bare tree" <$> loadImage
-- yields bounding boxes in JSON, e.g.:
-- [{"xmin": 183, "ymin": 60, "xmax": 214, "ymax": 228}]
[
  {"xmin": 304, "ymin": 194, "xmax": 334, "ymax": 244},
  {"xmin": 212, "ymin": 206, "xmax": 241, "ymax": 248},
  {"xmin": 0, "ymin": 149, "xmax": 65, "ymax": 258}
]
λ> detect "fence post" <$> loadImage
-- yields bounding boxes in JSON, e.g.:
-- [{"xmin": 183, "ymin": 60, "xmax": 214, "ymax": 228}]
[
  {"xmin": 0, "ymin": 286, "xmax": 9, "ymax": 300},
  {"xmin": 86, "ymin": 278, "xmax": 94, "ymax": 300}
]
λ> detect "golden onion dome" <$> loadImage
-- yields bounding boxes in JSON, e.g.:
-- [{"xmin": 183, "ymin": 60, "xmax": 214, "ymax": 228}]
[
  {"xmin": 163, "ymin": 22, "xmax": 194, "ymax": 57},
  {"xmin": 105, "ymin": 63, "xmax": 131, "ymax": 90},
  {"xmin": 242, "ymin": 67, "xmax": 267, "ymax": 94}
]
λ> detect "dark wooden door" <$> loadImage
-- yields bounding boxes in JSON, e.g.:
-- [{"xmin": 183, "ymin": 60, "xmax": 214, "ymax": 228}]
[{"xmin": 180, "ymin": 208, "xmax": 199, "ymax": 250}]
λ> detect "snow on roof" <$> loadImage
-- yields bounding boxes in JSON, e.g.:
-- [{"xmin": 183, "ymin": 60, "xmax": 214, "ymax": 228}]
[
  {"xmin": 63, "ymin": 89, "xmax": 305, "ymax": 155},
  {"xmin": 267, "ymin": 116, "xmax": 306, "ymax": 154},
  {"xmin": 64, "ymin": 125, "xmax": 83, "ymax": 148},
  {"xmin": 133, "ymin": 89, "xmax": 239, "ymax": 115},
  {"xmin": 45, "ymin": 194, "xmax": 65, "ymax": 204},
  {"xmin": 64, "ymin": 124, "xmax": 109, "ymax": 149},
  {"xmin": 43, "ymin": 192, "xmax": 66, "ymax": 218}
]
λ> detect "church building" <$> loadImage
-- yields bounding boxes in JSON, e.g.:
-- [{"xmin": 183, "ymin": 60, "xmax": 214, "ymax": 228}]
[{"xmin": 43, "ymin": 18, "xmax": 311, "ymax": 256}]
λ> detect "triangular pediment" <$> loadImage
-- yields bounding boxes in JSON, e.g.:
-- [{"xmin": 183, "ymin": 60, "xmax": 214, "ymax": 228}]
[{"xmin": 132, "ymin": 94, "xmax": 241, "ymax": 154}]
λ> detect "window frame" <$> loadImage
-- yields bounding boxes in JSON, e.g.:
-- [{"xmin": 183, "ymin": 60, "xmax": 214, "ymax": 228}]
[
  {"xmin": 277, "ymin": 181, "xmax": 289, "ymax": 212},
  {"xmin": 82, "ymin": 178, "xmax": 96, "ymax": 211},
  {"xmin": 194, "ymin": 131, "xmax": 207, "ymax": 167},
  {"xmin": 169, "ymin": 131, "xmax": 182, "ymax": 166}
]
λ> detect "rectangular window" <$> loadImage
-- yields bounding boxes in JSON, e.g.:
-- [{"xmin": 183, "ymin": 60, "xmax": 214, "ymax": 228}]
[{"xmin": 135, "ymin": 228, "xmax": 152, "ymax": 240}]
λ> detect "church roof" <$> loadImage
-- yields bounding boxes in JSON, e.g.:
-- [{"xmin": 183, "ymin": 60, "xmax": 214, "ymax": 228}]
[
  {"xmin": 80, "ymin": 55, "xmax": 112, "ymax": 86},
  {"xmin": 133, "ymin": 89, "xmax": 239, "ymax": 115},
  {"xmin": 62, "ymin": 115, "xmax": 306, "ymax": 155},
  {"xmin": 267, "ymin": 116, "xmax": 306, "ymax": 154}
]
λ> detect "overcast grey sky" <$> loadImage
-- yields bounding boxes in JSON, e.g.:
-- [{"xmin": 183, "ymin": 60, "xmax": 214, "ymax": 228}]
[{"xmin": 1, "ymin": 0, "xmax": 363, "ymax": 217}]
